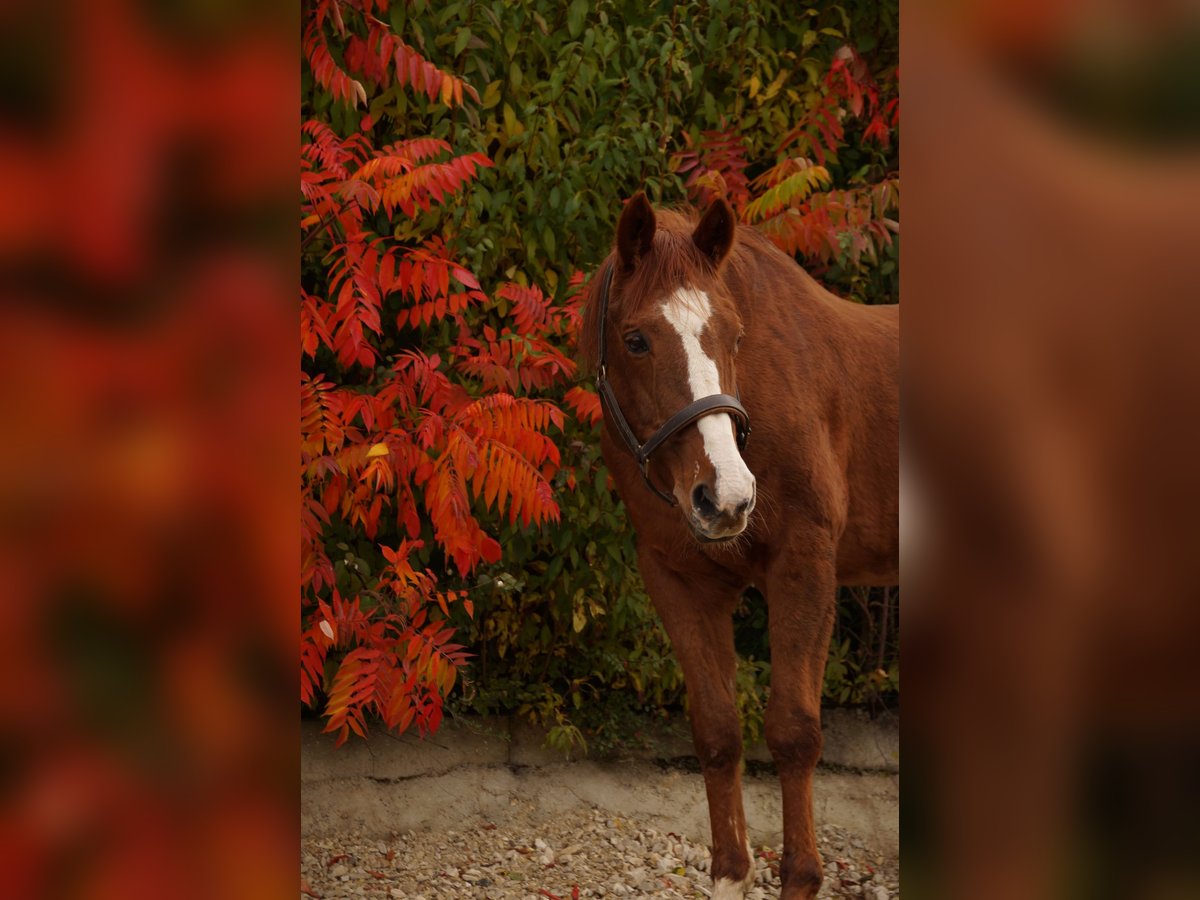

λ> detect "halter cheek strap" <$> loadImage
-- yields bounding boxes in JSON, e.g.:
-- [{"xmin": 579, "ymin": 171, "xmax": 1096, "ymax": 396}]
[{"xmin": 593, "ymin": 261, "xmax": 751, "ymax": 506}]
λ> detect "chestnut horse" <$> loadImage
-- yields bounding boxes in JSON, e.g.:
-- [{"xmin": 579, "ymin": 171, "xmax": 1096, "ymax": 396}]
[{"xmin": 581, "ymin": 194, "xmax": 899, "ymax": 899}]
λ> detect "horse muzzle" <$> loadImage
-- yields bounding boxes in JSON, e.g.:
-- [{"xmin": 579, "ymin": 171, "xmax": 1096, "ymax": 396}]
[{"xmin": 687, "ymin": 481, "xmax": 755, "ymax": 542}]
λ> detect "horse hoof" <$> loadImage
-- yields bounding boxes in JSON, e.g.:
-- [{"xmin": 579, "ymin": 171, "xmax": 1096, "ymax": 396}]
[{"xmin": 712, "ymin": 875, "xmax": 754, "ymax": 899}]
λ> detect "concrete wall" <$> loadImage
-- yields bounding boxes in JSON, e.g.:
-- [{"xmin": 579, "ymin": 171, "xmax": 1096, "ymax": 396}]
[
  {"xmin": 301, "ymin": 709, "xmax": 898, "ymax": 783},
  {"xmin": 301, "ymin": 710, "xmax": 899, "ymax": 854}
]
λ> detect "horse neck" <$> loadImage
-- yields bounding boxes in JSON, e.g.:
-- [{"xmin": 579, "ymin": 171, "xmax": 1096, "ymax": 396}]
[{"xmin": 725, "ymin": 240, "xmax": 857, "ymax": 370}]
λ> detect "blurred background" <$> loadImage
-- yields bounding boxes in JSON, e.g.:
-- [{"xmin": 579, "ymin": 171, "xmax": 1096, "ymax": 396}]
[
  {"xmin": 0, "ymin": 2, "xmax": 296, "ymax": 898},
  {"xmin": 904, "ymin": 0, "xmax": 1200, "ymax": 897}
]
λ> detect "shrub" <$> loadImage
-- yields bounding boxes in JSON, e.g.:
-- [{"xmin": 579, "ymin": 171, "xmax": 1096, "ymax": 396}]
[{"xmin": 301, "ymin": 0, "xmax": 899, "ymax": 748}]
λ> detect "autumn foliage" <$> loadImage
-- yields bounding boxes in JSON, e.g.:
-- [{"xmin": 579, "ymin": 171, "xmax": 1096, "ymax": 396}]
[
  {"xmin": 302, "ymin": 0, "xmax": 899, "ymax": 747},
  {"xmin": 301, "ymin": 0, "xmax": 581, "ymax": 744},
  {"xmin": 674, "ymin": 45, "xmax": 899, "ymax": 272}
]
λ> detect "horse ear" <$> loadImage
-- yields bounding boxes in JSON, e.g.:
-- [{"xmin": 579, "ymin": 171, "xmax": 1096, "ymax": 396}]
[
  {"xmin": 692, "ymin": 197, "xmax": 736, "ymax": 267},
  {"xmin": 616, "ymin": 192, "xmax": 656, "ymax": 272}
]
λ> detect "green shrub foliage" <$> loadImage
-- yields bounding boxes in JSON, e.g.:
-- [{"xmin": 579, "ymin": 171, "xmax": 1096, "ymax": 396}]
[{"xmin": 304, "ymin": 0, "xmax": 898, "ymax": 749}]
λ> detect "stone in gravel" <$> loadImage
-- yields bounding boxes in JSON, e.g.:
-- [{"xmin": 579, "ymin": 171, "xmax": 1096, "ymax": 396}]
[{"xmin": 302, "ymin": 802, "xmax": 898, "ymax": 900}]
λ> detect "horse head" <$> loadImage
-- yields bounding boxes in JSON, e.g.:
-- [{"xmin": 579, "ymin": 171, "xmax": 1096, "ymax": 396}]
[{"xmin": 588, "ymin": 193, "xmax": 756, "ymax": 542}]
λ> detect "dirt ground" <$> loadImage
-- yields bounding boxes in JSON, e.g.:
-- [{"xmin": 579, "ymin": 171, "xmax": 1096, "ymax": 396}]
[{"xmin": 302, "ymin": 718, "xmax": 899, "ymax": 898}]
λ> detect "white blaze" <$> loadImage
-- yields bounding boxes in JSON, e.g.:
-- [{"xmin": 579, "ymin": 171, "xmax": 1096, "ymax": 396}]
[{"xmin": 661, "ymin": 287, "xmax": 755, "ymax": 511}]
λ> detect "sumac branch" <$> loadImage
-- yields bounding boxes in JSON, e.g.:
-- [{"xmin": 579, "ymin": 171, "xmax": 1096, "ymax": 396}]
[{"xmin": 300, "ymin": 0, "xmax": 573, "ymax": 744}]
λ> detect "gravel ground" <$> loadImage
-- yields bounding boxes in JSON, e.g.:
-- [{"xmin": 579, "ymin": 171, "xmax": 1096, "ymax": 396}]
[{"xmin": 301, "ymin": 805, "xmax": 898, "ymax": 899}]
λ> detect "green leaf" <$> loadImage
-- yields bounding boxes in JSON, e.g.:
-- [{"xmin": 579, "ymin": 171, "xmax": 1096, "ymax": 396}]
[
  {"xmin": 454, "ymin": 28, "xmax": 473, "ymax": 57},
  {"xmin": 481, "ymin": 79, "xmax": 503, "ymax": 109},
  {"xmin": 567, "ymin": 0, "xmax": 587, "ymax": 39},
  {"xmin": 502, "ymin": 103, "xmax": 523, "ymax": 139}
]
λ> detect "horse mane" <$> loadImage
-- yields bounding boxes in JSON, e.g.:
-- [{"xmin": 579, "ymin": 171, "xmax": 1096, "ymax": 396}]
[{"xmin": 580, "ymin": 207, "xmax": 731, "ymax": 374}]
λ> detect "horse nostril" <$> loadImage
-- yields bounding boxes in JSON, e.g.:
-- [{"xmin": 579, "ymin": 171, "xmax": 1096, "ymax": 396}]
[
  {"xmin": 735, "ymin": 497, "xmax": 752, "ymax": 517},
  {"xmin": 692, "ymin": 482, "xmax": 718, "ymax": 519}
]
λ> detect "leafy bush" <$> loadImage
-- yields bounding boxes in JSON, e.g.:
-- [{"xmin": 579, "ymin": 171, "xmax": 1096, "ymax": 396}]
[
  {"xmin": 301, "ymin": 0, "xmax": 899, "ymax": 749},
  {"xmin": 301, "ymin": 0, "xmax": 576, "ymax": 744}
]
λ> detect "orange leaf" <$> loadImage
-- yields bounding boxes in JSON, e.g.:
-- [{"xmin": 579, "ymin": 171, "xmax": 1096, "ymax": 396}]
[{"xmin": 480, "ymin": 537, "xmax": 502, "ymax": 563}]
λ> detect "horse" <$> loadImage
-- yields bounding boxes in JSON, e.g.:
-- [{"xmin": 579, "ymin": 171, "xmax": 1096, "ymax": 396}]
[{"xmin": 580, "ymin": 193, "xmax": 900, "ymax": 899}]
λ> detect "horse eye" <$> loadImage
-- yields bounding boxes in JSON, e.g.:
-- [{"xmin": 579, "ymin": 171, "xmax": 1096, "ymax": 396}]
[{"xmin": 624, "ymin": 332, "xmax": 649, "ymax": 356}]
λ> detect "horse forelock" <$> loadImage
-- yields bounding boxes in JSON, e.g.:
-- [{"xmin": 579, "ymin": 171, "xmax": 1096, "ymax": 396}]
[
  {"xmin": 580, "ymin": 207, "xmax": 736, "ymax": 373},
  {"xmin": 626, "ymin": 209, "xmax": 721, "ymax": 308}
]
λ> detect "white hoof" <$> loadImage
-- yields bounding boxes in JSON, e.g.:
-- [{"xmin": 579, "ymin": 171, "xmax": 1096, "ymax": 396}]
[
  {"xmin": 710, "ymin": 837, "xmax": 755, "ymax": 899},
  {"xmin": 711, "ymin": 877, "xmax": 749, "ymax": 900}
]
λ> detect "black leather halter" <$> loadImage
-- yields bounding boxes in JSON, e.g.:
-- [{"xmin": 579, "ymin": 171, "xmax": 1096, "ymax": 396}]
[{"xmin": 593, "ymin": 261, "xmax": 751, "ymax": 506}]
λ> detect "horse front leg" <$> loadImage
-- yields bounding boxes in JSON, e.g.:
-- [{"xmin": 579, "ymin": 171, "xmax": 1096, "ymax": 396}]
[
  {"xmin": 639, "ymin": 552, "xmax": 753, "ymax": 899},
  {"xmin": 764, "ymin": 549, "xmax": 838, "ymax": 900}
]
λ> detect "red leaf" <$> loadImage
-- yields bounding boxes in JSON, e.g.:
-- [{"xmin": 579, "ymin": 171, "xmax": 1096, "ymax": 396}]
[
  {"xmin": 481, "ymin": 535, "xmax": 503, "ymax": 563},
  {"xmin": 452, "ymin": 266, "xmax": 480, "ymax": 290}
]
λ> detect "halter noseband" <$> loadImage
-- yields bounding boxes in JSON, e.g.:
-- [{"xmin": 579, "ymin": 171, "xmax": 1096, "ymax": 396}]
[{"xmin": 593, "ymin": 261, "xmax": 751, "ymax": 506}]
